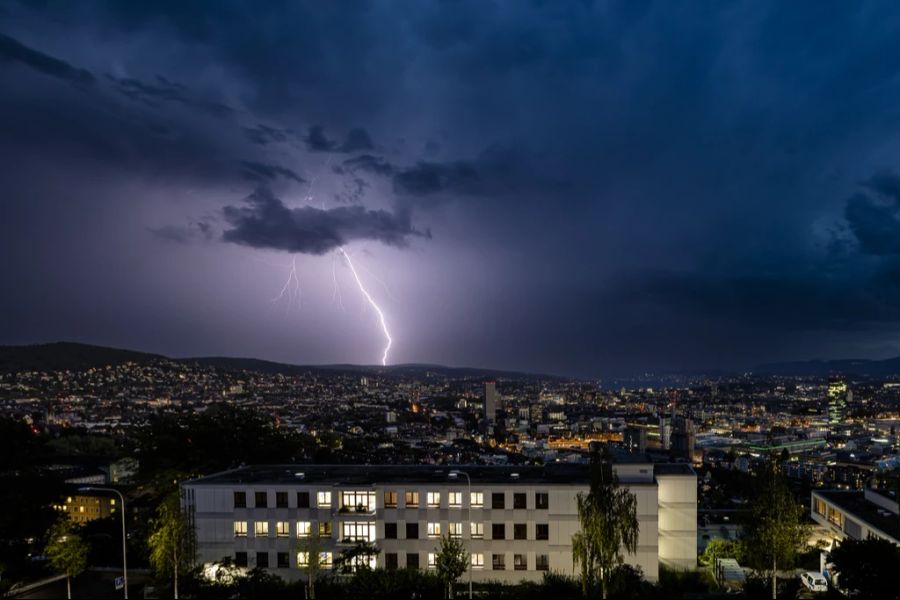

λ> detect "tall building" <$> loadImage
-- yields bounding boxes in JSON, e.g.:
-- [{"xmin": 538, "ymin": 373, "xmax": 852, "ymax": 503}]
[
  {"xmin": 827, "ymin": 378, "xmax": 848, "ymax": 426},
  {"xmin": 182, "ymin": 461, "xmax": 697, "ymax": 584},
  {"xmin": 484, "ymin": 381, "xmax": 499, "ymax": 423}
]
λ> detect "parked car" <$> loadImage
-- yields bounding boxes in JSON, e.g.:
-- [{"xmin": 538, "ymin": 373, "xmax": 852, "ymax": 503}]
[{"xmin": 801, "ymin": 571, "xmax": 828, "ymax": 592}]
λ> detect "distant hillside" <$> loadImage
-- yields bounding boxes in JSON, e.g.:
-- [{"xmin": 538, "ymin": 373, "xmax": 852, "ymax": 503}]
[
  {"xmin": 0, "ymin": 341, "xmax": 560, "ymax": 380},
  {"xmin": 753, "ymin": 356, "xmax": 900, "ymax": 377},
  {"xmin": 0, "ymin": 342, "xmax": 163, "ymax": 372}
]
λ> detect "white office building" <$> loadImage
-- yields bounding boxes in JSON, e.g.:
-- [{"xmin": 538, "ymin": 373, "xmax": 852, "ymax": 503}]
[{"xmin": 181, "ymin": 460, "xmax": 697, "ymax": 584}]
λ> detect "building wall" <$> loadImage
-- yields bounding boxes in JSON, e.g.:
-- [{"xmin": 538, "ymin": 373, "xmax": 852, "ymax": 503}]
[
  {"xmin": 810, "ymin": 491, "xmax": 899, "ymax": 545},
  {"xmin": 183, "ymin": 469, "xmax": 695, "ymax": 584}
]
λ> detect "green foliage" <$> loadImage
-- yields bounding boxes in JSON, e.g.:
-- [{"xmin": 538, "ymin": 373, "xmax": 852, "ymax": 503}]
[
  {"xmin": 607, "ymin": 564, "xmax": 655, "ymax": 599},
  {"xmin": 147, "ymin": 490, "xmax": 195, "ymax": 581},
  {"xmin": 829, "ymin": 537, "xmax": 900, "ymax": 600},
  {"xmin": 45, "ymin": 517, "xmax": 89, "ymax": 578},
  {"xmin": 345, "ymin": 568, "xmax": 444, "ymax": 599},
  {"xmin": 656, "ymin": 564, "xmax": 715, "ymax": 597},
  {"xmin": 699, "ymin": 538, "xmax": 744, "ymax": 567},
  {"xmin": 434, "ymin": 532, "xmax": 468, "ymax": 596},
  {"xmin": 742, "ymin": 457, "xmax": 809, "ymax": 579},
  {"xmin": 296, "ymin": 530, "xmax": 324, "ymax": 598},
  {"xmin": 571, "ymin": 445, "xmax": 639, "ymax": 598},
  {"xmin": 335, "ymin": 541, "xmax": 380, "ymax": 574}
]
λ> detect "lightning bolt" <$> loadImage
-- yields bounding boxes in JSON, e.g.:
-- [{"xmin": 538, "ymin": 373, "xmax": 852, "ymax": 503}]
[
  {"xmin": 331, "ymin": 252, "xmax": 345, "ymax": 312},
  {"xmin": 272, "ymin": 256, "xmax": 301, "ymax": 311},
  {"xmin": 339, "ymin": 246, "xmax": 392, "ymax": 366}
]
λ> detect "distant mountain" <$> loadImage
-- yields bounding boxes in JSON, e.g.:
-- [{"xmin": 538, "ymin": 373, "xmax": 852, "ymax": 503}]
[
  {"xmin": 753, "ymin": 356, "xmax": 900, "ymax": 377},
  {"xmin": 0, "ymin": 341, "xmax": 561, "ymax": 380},
  {"xmin": 0, "ymin": 342, "xmax": 163, "ymax": 372}
]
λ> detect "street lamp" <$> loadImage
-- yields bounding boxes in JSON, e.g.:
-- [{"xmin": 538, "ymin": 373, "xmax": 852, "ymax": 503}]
[
  {"xmin": 448, "ymin": 470, "xmax": 472, "ymax": 600},
  {"xmin": 80, "ymin": 486, "xmax": 128, "ymax": 599}
]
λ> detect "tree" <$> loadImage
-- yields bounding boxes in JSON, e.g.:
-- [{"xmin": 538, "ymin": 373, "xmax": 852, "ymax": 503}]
[
  {"xmin": 45, "ymin": 517, "xmax": 89, "ymax": 600},
  {"xmin": 335, "ymin": 540, "xmax": 380, "ymax": 574},
  {"xmin": 434, "ymin": 532, "xmax": 468, "ymax": 599},
  {"xmin": 297, "ymin": 531, "xmax": 325, "ymax": 599},
  {"xmin": 699, "ymin": 538, "xmax": 744, "ymax": 567},
  {"xmin": 571, "ymin": 445, "xmax": 639, "ymax": 599},
  {"xmin": 148, "ymin": 491, "xmax": 196, "ymax": 599},
  {"xmin": 828, "ymin": 537, "xmax": 900, "ymax": 600},
  {"xmin": 742, "ymin": 457, "xmax": 808, "ymax": 600}
]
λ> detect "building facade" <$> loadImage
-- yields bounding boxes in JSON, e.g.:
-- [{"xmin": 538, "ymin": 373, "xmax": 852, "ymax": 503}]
[
  {"xmin": 811, "ymin": 488, "xmax": 899, "ymax": 545},
  {"xmin": 182, "ymin": 462, "xmax": 696, "ymax": 584}
]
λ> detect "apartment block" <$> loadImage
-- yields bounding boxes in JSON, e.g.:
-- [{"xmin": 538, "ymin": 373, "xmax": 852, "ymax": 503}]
[{"xmin": 181, "ymin": 461, "xmax": 696, "ymax": 584}]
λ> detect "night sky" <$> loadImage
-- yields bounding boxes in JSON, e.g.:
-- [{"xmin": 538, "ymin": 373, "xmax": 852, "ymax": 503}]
[{"xmin": 4, "ymin": 1, "xmax": 900, "ymax": 377}]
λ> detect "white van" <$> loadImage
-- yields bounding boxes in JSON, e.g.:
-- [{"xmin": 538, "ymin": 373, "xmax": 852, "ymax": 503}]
[{"xmin": 801, "ymin": 571, "xmax": 828, "ymax": 592}]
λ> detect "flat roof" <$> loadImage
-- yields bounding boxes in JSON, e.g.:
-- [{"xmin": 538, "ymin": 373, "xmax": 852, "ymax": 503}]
[
  {"xmin": 814, "ymin": 490, "xmax": 900, "ymax": 542},
  {"xmin": 183, "ymin": 462, "xmax": 694, "ymax": 487}
]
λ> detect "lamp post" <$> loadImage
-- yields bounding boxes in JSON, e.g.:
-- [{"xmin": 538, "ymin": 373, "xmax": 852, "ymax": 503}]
[
  {"xmin": 448, "ymin": 470, "xmax": 472, "ymax": 600},
  {"xmin": 80, "ymin": 487, "xmax": 128, "ymax": 599}
]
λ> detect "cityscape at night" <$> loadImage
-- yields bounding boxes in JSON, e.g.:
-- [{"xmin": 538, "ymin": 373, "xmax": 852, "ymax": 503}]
[{"xmin": 1, "ymin": 1, "xmax": 899, "ymax": 598}]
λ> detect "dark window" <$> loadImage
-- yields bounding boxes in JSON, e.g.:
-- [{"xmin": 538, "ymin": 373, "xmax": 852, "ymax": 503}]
[
  {"xmin": 406, "ymin": 523, "xmax": 419, "ymax": 539},
  {"xmin": 536, "ymin": 524, "xmax": 549, "ymax": 540},
  {"xmin": 234, "ymin": 491, "xmax": 247, "ymax": 508},
  {"xmin": 536, "ymin": 492, "xmax": 549, "ymax": 510},
  {"xmin": 277, "ymin": 552, "xmax": 289, "ymax": 568},
  {"xmin": 276, "ymin": 492, "xmax": 288, "ymax": 508},
  {"xmin": 513, "ymin": 493, "xmax": 527, "ymax": 509},
  {"xmin": 514, "ymin": 554, "xmax": 527, "ymax": 571},
  {"xmin": 255, "ymin": 492, "xmax": 268, "ymax": 508},
  {"xmin": 492, "ymin": 523, "xmax": 505, "ymax": 540},
  {"xmin": 319, "ymin": 522, "xmax": 332, "ymax": 537},
  {"xmin": 256, "ymin": 552, "xmax": 269, "ymax": 568},
  {"xmin": 235, "ymin": 552, "xmax": 248, "ymax": 567},
  {"xmin": 492, "ymin": 554, "xmax": 505, "ymax": 570},
  {"xmin": 492, "ymin": 493, "xmax": 505, "ymax": 509},
  {"xmin": 297, "ymin": 492, "xmax": 310, "ymax": 508},
  {"xmin": 385, "ymin": 522, "xmax": 398, "ymax": 539},
  {"xmin": 536, "ymin": 554, "xmax": 549, "ymax": 571},
  {"xmin": 406, "ymin": 553, "xmax": 420, "ymax": 569},
  {"xmin": 514, "ymin": 523, "xmax": 527, "ymax": 540},
  {"xmin": 386, "ymin": 553, "xmax": 398, "ymax": 570}
]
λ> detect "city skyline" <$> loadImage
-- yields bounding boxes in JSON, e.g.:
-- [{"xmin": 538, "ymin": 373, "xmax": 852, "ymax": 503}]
[{"xmin": 7, "ymin": 2, "xmax": 900, "ymax": 377}]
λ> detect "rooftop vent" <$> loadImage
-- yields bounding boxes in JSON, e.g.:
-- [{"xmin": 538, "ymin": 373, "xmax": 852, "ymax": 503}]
[
  {"xmin": 294, "ymin": 472, "xmax": 305, "ymax": 479},
  {"xmin": 511, "ymin": 472, "xmax": 520, "ymax": 480}
]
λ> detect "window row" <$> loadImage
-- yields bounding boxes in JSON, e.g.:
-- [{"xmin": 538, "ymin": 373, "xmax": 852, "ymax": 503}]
[
  {"xmin": 383, "ymin": 552, "xmax": 550, "ymax": 572},
  {"xmin": 233, "ymin": 551, "xmax": 333, "ymax": 570},
  {"xmin": 384, "ymin": 521, "xmax": 549, "ymax": 541},
  {"xmin": 235, "ymin": 520, "xmax": 549, "ymax": 541},
  {"xmin": 237, "ymin": 551, "xmax": 549, "ymax": 572},
  {"xmin": 234, "ymin": 490, "xmax": 551, "ymax": 510}
]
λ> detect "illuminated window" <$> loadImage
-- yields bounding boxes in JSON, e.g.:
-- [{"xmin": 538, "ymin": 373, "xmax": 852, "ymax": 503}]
[
  {"xmin": 427, "ymin": 492, "xmax": 441, "ymax": 508},
  {"xmin": 318, "ymin": 522, "xmax": 332, "ymax": 537},
  {"xmin": 297, "ymin": 521, "xmax": 311, "ymax": 538},
  {"xmin": 405, "ymin": 491, "xmax": 419, "ymax": 508},
  {"xmin": 470, "ymin": 522, "xmax": 484, "ymax": 538},
  {"xmin": 276, "ymin": 521, "xmax": 290, "ymax": 537},
  {"xmin": 427, "ymin": 553, "xmax": 437, "ymax": 569},
  {"xmin": 449, "ymin": 522, "xmax": 463, "ymax": 538},
  {"xmin": 340, "ymin": 491, "xmax": 376, "ymax": 512},
  {"xmin": 384, "ymin": 491, "xmax": 398, "ymax": 508},
  {"xmin": 254, "ymin": 521, "xmax": 269, "ymax": 537},
  {"xmin": 471, "ymin": 553, "xmax": 484, "ymax": 569},
  {"xmin": 470, "ymin": 492, "xmax": 484, "ymax": 508},
  {"xmin": 234, "ymin": 521, "xmax": 248, "ymax": 537},
  {"xmin": 317, "ymin": 491, "xmax": 332, "ymax": 508},
  {"xmin": 341, "ymin": 521, "xmax": 376, "ymax": 542},
  {"xmin": 448, "ymin": 492, "xmax": 462, "ymax": 507},
  {"xmin": 427, "ymin": 522, "xmax": 441, "ymax": 538},
  {"xmin": 297, "ymin": 552, "xmax": 310, "ymax": 567},
  {"xmin": 320, "ymin": 552, "xmax": 333, "ymax": 569}
]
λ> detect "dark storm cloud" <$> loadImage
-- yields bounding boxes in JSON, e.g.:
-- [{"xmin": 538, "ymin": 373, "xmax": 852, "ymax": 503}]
[
  {"xmin": 222, "ymin": 187, "xmax": 426, "ymax": 255},
  {"xmin": 339, "ymin": 154, "xmax": 394, "ymax": 177},
  {"xmin": 107, "ymin": 74, "xmax": 233, "ymax": 118},
  {"xmin": 304, "ymin": 125, "xmax": 374, "ymax": 153},
  {"xmin": 239, "ymin": 160, "xmax": 306, "ymax": 185},
  {"xmin": 0, "ymin": 32, "xmax": 94, "ymax": 85},
  {"xmin": 845, "ymin": 170, "xmax": 900, "ymax": 256},
  {"xmin": 243, "ymin": 123, "xmax": 292, "ymax": 145}
]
